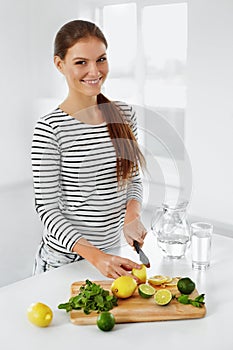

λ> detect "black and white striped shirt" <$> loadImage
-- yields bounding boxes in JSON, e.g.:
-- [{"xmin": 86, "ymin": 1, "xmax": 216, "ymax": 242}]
[{"xmin": 31, "ymin": 101, "xmax": 143, "ymax": 258}]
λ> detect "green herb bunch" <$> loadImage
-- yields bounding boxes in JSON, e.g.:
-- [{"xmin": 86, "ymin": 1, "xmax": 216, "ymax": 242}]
[
  {"xmin": 176, "ymin": 293, "xmax": 205, "ymax": 308},
  {"xmin": 58, "ymin": 280, "xmax": 118, "ymax": 315}
]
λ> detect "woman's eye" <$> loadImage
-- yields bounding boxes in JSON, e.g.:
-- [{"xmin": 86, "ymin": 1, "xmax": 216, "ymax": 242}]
[
  {"xmin": 98, "ymin": 57, "xmax": 107, "ymax": 63},
  {"xmin": 75, "ymin": 61, "xmax": 86, "ymax": 65}
]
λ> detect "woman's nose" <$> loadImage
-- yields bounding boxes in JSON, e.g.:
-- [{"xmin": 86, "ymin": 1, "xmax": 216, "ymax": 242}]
[{"xmin": 88, "ymin": 62, "xmax": 99, "ymax": 76}]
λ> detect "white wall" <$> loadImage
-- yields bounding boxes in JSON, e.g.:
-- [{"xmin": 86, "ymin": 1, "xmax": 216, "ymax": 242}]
[
  {"xmin": 186, "ymin": 0, "xmax": 233, "ymax": 229},
  {"xmin": 0, "ymin": 0, "xmax": 96, "ymax": 287},
  {"xmin": 0, "ymin": 0, "xmax": 34, "ymax": 186}
]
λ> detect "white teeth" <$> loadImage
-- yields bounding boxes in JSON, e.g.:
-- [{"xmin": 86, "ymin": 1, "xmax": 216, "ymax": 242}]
[{"xmin": 82, "ymin": 78, "xmax": 100, "ymax": 84}]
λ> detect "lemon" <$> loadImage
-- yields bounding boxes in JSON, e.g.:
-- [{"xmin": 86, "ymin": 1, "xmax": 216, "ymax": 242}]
[
  {"xmin": 154, "ymin": 289, "xmax": 172, "ymax": 306},
  {"xmin": 132, "ymin": 264, "xmax": 147, "ymax": 283},
  {"xmin": 177, "ymin": 277, "xmax": 195, "ymax": 295},
  {"xmin": 27, "ymin": 302, "xmax": 53, "ymax": 327},
  {"xmin": 163, "ymin": 276, "xmax": 172, "ymax": 283},
  {"xmin": 111, "ymin": 276, "xmax": 137, "ymax": 299},
  {"xmin": 148, "ymin": 275, "xmax": 169, "ymax": 286},
  {"xmin": 138, "ymin": 284, "xmax": 155, "ymax": 298},
  {"xmin": 97, "ymin": 312, "xmax": 115, "ymax": 332},
  {"xmin": 164, "ymin": 277, "xmax": 179, "ymax": 287}
]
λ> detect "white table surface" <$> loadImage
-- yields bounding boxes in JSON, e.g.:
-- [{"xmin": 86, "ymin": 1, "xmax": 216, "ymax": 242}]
[{"xmin": 0, "ymin": 231, "xmax": 233, "ymax": 350}]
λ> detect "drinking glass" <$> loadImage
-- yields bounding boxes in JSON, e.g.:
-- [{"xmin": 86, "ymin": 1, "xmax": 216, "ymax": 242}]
[{"xmin": 191, "ymin": 222, "xmax": 213, "ymax": 270}]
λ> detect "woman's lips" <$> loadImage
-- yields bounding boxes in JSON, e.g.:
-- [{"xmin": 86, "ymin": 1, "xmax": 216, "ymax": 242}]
[{"xmin": 81, "ymin": 77, "xmax": 102, "ymax": 85}]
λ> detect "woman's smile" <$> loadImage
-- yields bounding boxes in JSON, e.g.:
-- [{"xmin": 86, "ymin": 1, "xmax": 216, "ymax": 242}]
[
  {"xmin": 81, "ymin": 76, "xmax": 103, "ymax": 86},
  {"xmin": 55, "ymin": 37, "xmax": 109, "ymax": 98}
]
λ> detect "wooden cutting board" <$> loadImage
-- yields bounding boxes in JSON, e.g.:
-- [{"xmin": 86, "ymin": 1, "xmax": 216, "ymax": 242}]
[{"xmin": 70, "ymin": 280, "xmax": 206, "ymax": 325}]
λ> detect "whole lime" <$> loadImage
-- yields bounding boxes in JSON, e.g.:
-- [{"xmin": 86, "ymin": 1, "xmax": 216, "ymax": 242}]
[
  {"xmin": 97, "ymin": 311, "xmax": 115, "ymax": 332},
  {"xmin": 177, "ymin": 277, "xmax": 195, "ymax": 295}
]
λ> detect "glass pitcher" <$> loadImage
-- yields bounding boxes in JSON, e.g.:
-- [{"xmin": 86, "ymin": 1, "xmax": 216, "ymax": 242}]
[{"xmin": 151, "ymin": 201, "xmax": 190, "ymax": 259}]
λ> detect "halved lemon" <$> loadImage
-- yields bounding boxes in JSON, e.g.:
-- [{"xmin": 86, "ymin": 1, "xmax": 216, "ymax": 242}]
[
  {"xmin": 138, "ymin": 284, "xmax": 156, "ymax": 298},
  {"xmin": 154, "ymin": 289, "xmax": 172, "ymax": 306},
  {"xmin": 148, "ymin": 275, "xmax": 170, "ymax": 286}
]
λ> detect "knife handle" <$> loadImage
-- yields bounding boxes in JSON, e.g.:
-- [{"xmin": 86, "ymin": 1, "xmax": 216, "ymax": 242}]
[{"xmin": 133, "ymin": 240, "xmax": 140, "ymax": 254}]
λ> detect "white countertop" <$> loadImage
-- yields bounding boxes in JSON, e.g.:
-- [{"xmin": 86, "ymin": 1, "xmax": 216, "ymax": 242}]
[{"xmin": 1, "ymin": 231, "xmax": 233, "ymax": 350}]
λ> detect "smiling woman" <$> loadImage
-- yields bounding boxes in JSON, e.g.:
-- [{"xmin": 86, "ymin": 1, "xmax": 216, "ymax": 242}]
[
  {"xmin": 31, "ymin": 19, "xmax": 146, "ymax": 279},
  {"xmin": 54, "ymin": 37, "xmax": 109, "ymax": 108}
]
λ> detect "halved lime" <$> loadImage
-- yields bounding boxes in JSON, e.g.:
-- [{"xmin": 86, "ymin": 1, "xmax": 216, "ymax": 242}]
[
  {"xmin": 138, "ymin": 284, "xmax": 156, "ymax": 298},
  {"xmin": 154, "ymin": 289, "xmax": 172, "ymax": 306}
]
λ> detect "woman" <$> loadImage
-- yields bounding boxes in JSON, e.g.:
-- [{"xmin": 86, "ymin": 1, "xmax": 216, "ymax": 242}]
[{"xmin": 31, "ymin": 19, "xmax": 147, "ymax": 278}]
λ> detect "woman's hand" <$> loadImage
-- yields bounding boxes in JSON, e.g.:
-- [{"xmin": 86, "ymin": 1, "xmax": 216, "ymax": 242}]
[
  {"xmin": 72, "ymin": 238, "xmax": 141, "ymax": 279},
  {"xmin": 94, "ymin": 251, "xmax": 141, "ymax": 279},
  {"xmin": 123, "ymin": 216, "xmax": 147, "ymax": 247}
]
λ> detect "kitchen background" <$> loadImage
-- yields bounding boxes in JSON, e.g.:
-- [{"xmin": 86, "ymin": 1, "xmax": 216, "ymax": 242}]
[{"xmin": 0, "ymin": 0, "xmax": 232, "ymax": 287}]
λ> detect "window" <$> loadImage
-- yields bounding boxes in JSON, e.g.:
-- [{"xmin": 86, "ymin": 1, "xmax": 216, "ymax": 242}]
[
  {"xmin": 143, "ymin": 3, "xmax": 187, "ymax": 109},
  {"xmin": 97, "ymin": 1, "xmax": 187, "ymax": 109},
  {"xmin": 96, "ymin": 1, "xmax": 188, "ymax": 200},
  {"xmin": 101, "ymin": 3, "xmax": 137, "ymax": 103}
]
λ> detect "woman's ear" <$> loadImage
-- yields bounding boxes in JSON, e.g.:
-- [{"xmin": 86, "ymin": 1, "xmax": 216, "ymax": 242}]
[{"xmin": 54, "ymin": 55, "xmax": 64, "ymax": 74}]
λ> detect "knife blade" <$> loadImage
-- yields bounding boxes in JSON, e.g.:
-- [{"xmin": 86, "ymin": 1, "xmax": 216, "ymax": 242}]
[{"xmin": 133, "ymin": 240, "xmax": 150, "ymax": 268}]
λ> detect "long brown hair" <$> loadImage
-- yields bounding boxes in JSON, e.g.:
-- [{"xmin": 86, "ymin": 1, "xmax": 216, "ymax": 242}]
[{"xmin": 54, "ymin": 20, "xmax": 145, "ymax": 183}]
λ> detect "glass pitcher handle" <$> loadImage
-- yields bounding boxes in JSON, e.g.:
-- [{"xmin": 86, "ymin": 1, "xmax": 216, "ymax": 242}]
[{"xmin": 151, "ymin": 208, "xmax": 163, "ymax": 233}]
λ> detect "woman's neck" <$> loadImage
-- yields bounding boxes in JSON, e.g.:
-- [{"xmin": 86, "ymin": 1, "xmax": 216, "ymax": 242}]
[
  {"xmin": 60, "ymin": 93, "xmax": 97, "ymax": 114},
  {"xmin": 59, "ymin": 93, "xmax": 104, "ymax": 125}
]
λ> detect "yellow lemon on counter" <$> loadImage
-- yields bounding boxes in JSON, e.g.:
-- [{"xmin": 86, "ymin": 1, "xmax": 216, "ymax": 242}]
[
  {"xmin": 27, "ymin": 302, "xmax": 53, "ymax": 327},
  {"xmin": 132, "ymin": 264, "xmax": 147, "ymax": 284},
  {"xmin": 111, "ymin": 276, "xmax": 137, "ymax": 298}
]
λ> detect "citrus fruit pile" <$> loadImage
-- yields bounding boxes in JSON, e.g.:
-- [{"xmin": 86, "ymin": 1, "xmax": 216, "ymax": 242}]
[{"xmin": 148, "ymin": 275, "xmax": 180, "ymax": 287}]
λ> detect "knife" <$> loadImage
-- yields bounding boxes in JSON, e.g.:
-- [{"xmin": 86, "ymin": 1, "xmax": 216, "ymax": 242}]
[{"xmin": 133, "ymin": 240, "xmax": 150, "ymax": 268}]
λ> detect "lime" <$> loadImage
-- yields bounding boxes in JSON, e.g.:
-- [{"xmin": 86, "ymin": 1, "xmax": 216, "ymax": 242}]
[
  {"xmin": 154, "ymin": 289, "xmax": 172, "ymax": 306},
  {"xmin": 148, "ymin": 275, "xmax": 169, "ymax": 286},
  {"xmin": 97, "ymin": 312, "xmax": 115, "ymax": 331},
  {"xmin": 177, "ymin": 277, "xmax": 195, "ymax": 295},
  {"xmin": 132, "ymin": 264, "xmax": 147, "ymax": 283},
  {"xmin": 111, "ymin": 276, "xmax": 137, "ymax": 299},
  {"xmin": 138, "ymin": 284, "xmax": 155, "ymax": 298},
  {"xmin": 27, "ymin": 302, "xmax": 53, "ymax": 327}
]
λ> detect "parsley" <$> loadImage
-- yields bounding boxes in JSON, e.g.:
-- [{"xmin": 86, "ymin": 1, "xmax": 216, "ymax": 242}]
[
  {"xmin": 176, "ymin": 293, "xmax": 205, "ymax": 308},
  {"xmin": 58, "ymin": 279, "xmax": 118, "ymax": 314}
]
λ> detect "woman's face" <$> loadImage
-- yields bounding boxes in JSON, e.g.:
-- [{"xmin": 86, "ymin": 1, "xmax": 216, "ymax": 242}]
[{"xmin": 55, "ymin": 37, "xmax": 109, "ymax": 98}]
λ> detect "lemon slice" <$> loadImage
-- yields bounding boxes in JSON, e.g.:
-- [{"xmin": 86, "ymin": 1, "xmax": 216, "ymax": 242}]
[
  {"xmin": 164, "ymin": 277, "xmax": 180, "ymax": 287},
  {"xmin": 164, "ymin": 276, "xmax": 172, "ymax": 283},
  {"xmin": 138, "ymin": 284, "xmax": 156, "ymax": 298},
  {"xmin": 154, "ymin": 289, "xmax": 172, "ymax": 306},
  {"xmin": 148, "ymin": 275, "xmax": 169, "ymax": 286}
]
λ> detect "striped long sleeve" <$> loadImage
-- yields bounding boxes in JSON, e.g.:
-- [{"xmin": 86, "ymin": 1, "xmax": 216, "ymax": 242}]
[
  {"xmin": 31, "ymin": 101, "xmax": 143, "ymax": 255},
  {"xmin": 31, "ymin": 119, "xmax": 82, "ymax": 252}
]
